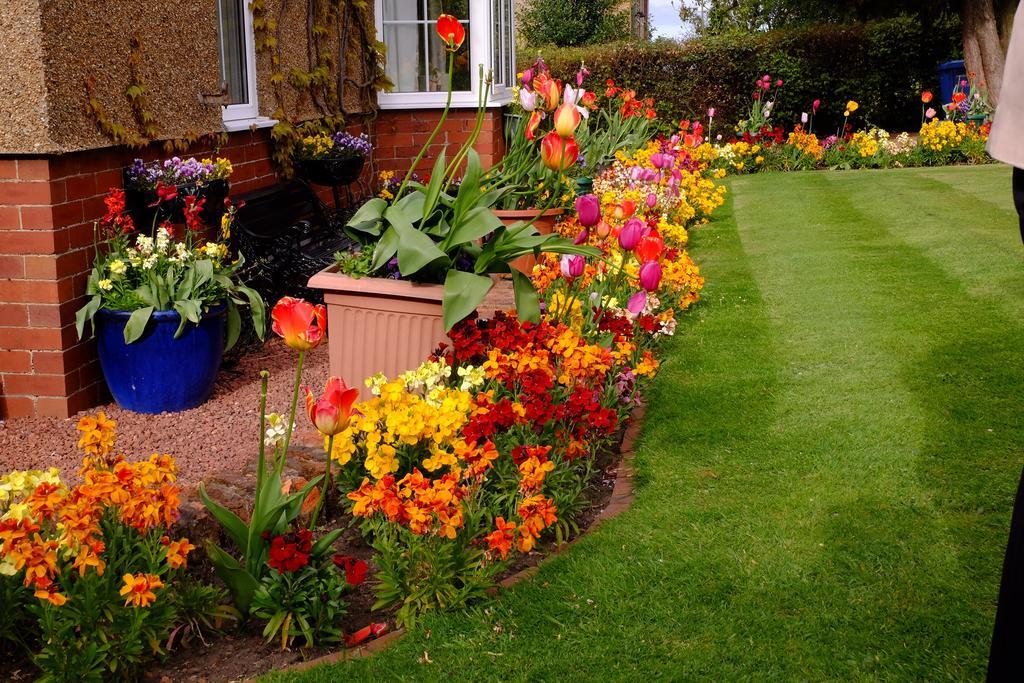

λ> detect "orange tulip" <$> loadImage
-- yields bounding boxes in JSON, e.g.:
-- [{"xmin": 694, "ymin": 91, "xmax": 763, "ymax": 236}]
[
  {"xmin": 436, "ymin": 14, "xmax": 465, "ymax": 51},
  {"xmin": 540, "ymin": 131, "xmax": 579, "ymax": 171},
  {"xmin": 921, "ymin": 90, "xmax": 933, "ymax": 103},
  {"xmin": 271, "ymin": 297, "xmax": 326, "ymax": 351},
  {"xmin": 304, "ymin": 377, "xmax": 359, "ymax": 436},
  {"xmin": 553, "ymin": 103, "xmax": 582, "ymax": 137},
  {"xmin": 533, "ymin": 73, "xmax": 561, "ymax": 111},
  {"xmin": 524, "ymin": 110, "xmax": 544, "ymax": 141}
]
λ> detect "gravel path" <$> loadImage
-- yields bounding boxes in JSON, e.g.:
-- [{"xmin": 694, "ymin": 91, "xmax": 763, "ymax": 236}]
[{"xmin": 0, "ymin": 339, "xmax": 330, "ymax": 486}]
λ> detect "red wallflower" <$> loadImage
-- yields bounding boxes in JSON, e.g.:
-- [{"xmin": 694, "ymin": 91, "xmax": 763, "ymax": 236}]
[
  {"xmin": 268, "ymin": 529, "xmax": 312, "ymax": 573},
  {"xmin": 332, "ymin": 554, "xmax": 369, "ymax": 585}
]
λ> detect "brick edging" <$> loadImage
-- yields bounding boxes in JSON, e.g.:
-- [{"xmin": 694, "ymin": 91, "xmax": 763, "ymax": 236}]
[{"xmin": 256, "ymin": 401, "xmax": 647, "ymax": 680}]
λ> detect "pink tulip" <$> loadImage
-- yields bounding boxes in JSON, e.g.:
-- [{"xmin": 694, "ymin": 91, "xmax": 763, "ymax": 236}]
[
  {"xmin": 813, "ymin": 99, "xmax": 821, "ymax": 113},
  {"xmin": 595, "ymin": 219, "xmax": 612, "ymax": 238},
  {"xmin": 776, "ymin": 79, "xmax": 783, "ymax": 87},
  {"xmin": 618, "ymin": 218, "xmax": 647, "ymax": 251},
  {"xmin": 639, "ymin": 261, "xmax": 662, "ymax": 292},
  {"xmin": 801, "ymin": 112, "xmax": 809, "ymax": 124},
  {"xmin": 925, "ymin": 107, "xmax": 936, "ymax": 119},
  {"xmin": 574, "ymin": 228, "xmax": 589, "ymax": 245},
  {"xmin": 707, "ymin": 107, "xmax": 716, "ymax": 118},
  {"xmin": 560, "ymin": 254, "xmax": 585, "ymax": 279},
  {"xmin": 627, "ymin": 290, "xmax": 647, "ymax": 316},
  {"xmin": 575, "ymin": 194, "xmax": 601, "ymax": 228},
  {"xmin": 646, "ymin": 193, "xmax": 658, "ymax": 209},
  {"xmin": 520, "ymin": 68, "xmax": 533, "ymax": 86}
]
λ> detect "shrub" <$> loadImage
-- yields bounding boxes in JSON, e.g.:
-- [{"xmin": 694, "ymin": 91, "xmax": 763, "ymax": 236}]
[
  {"xmin": 518, "ymin": 0, "xmax": 628, "ymax": 47},
  {"xmin": 531, "ymin": 17, "xmax": 961, "ymax": 134}
]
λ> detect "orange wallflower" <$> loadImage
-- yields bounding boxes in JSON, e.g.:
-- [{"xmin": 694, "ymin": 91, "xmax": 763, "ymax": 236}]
[
  {"xmin": 485, "ymin": 517, "xmax": 517, "ymax": 559},
  {"xmin": 120, "ymin": 572, "xmax": 163, "ymax": 608},
  {"xmin": 165, "ymin": 538, "xmax": 195, "ymax": 570}
]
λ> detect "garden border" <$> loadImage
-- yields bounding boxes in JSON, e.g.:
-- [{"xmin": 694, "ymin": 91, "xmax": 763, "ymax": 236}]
[{"xmin": 258, "ymin": 401, "xmax": 647, "ymax": 679}]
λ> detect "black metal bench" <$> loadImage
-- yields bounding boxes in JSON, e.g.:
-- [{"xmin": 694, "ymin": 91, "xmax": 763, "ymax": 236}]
[{"xmin": 233, "ymin": 181, "xmax": 358, "ymax": 306}]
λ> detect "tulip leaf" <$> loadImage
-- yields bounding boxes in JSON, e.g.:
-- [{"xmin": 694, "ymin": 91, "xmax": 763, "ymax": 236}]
[
  {"xmin": 199, "ymin": 483, "xmax": 250, "ymax": 553},
  {"xmin": 443, "ymin": 270, "xmax": 494, "ymax": 331},
  {"xmin": 385, "ymin": 205, "xmax": 449, "ymax": 276},
  {"xmin": 443, "ymin": 206, "xmax": 503, "ymax": 251},
  {"xmin": 452, "ymin": 150, "xmax": 482, "ymax": 225},
  {"xmin": 421, "ymin": 151, "xmax": 448, "ymax": 223},
  {"xmin": 370, "ymin": 225, "xmax": 400, "ymax": 272},
  {"xmin": 75, "ymin": 294, "xmax": 102, "ymax": 339},
  {"xmin": 225, "ymin": 303, "xmax": 241, "ymax": 351},
  {"xmin": 123, "ymin": 306, "xmax": 154, "ymax": 344},
  {"xmin": 347, "ymin": 197, "xmax": 387, "ymax": 235},
  {"xmin": 204, "ymin": 540, "xmax": 259, "ymax": 614},
  {"xmin": 511, "ymin": 270, "xmax": 541, "ymax": 323},
  {"xmin": 312, "ymin": 528, "xmax": 345, "ymax": 556},
  {"xmin": 238, "ymin": 285, "xmax": 266, "ymax": 340},
  {"xmin": 172, "ymin": 299, "xmax": 202, "ymax": 338}
]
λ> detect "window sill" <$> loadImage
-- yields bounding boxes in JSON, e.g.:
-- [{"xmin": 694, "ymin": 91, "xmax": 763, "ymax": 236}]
[
  {"xmin": 222, "ymin": 116, "xmax": 279, "ymax": 133},
  {"xmin": 378, "ymin": 90, "xmax": 513, "ymax": 110}
]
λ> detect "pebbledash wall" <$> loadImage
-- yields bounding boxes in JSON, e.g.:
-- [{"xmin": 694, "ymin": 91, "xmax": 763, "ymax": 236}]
[{"xmin": 0, "ymin": 0, "xmax": 505, "ymax": 419}]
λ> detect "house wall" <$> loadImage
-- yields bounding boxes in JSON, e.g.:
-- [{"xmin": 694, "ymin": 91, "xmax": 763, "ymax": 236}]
[{"xmin": 0, "ymin": 1, "xmax": 506, "ymax": 419}]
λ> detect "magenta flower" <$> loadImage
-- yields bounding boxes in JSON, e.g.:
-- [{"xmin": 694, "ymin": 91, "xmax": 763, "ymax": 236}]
[
  {"xmin": 560, "ymin": 254, "xmax": 585, "ymax": 279},
  {"xmin": 639, "ymin": 261, "xmax": 662, "ymax": 292},
  {"xmin": 813, "ymin": 99, "xmax": 821, "ymax": 113},
  {"xmin": 707, "ymin": 107, "xmax": 716, "ymax": 118},
  {"xmin": 618, "ymin": 218, "xmax": 647, "ymax": 251},
  {"xmin": 627, "ymin": 291, "xmax": 647, "ymax": 317},
  {"xmin": 575, "ymin": 194, "xmax": 601, "ymax": 228},
  {"xmin": 776, "ymin": 79, "xmax": 783, "ymax": 87},
  {"xmin": 646, "ymin": 193, "xmax": 658, "ymax": 209},
  {"xmin": 574, "ymin": 228, "xmax": 589, "ymax": 244}
]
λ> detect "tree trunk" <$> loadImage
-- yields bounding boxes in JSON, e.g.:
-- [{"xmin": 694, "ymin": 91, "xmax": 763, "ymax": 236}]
[{"xmin": 963, "ymin": 0, "xmax": 1007, "ymax": 106}]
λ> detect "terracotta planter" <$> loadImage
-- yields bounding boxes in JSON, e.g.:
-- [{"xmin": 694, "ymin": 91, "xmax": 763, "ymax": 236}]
[
  {"xmin": 493, "ymin": 208, "xmax": 564, "ymax": 274},
  {"xmin": 307, "ymin": 267, "xmax": 451, "ymax": 388}
]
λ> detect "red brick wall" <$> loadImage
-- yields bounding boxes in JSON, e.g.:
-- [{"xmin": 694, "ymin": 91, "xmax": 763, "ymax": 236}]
[
  {"xmin": 373, "ymin": 109, "xmax": 506, "ymax": 176},
  {"xmin": 0, "ymin": 109, "xmax": 505, "ymax": 419}
]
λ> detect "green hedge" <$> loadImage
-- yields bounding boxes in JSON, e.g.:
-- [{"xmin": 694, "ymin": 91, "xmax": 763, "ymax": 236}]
[{"xmin": 527, "ymin": 17, "xmax": 961, "ymax": 136}]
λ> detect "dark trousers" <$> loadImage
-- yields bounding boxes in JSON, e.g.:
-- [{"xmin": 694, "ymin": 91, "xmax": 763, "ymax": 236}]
[{"xmin": 988, "ymin": 167, "xmax": 1024, "ymax": 681}]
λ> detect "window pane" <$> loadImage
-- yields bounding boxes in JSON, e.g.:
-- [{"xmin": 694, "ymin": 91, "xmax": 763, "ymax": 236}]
[
  {"xmin": 427, "ymin": 26, "xmax": 471, "ymax": 92},
  {"xmin": 384, "ymin": 23, "xmax": 427, "ymax": 92},
  {"xmin": 504, "ymin": 0, "xmax": 514, "ymax": 87},
  {"xmin": 428, "ymin": 0, "xmax": 469, "ymax": 17},
  {"xmin": 217, "ymin": 0, "xmax": 248, "ymax": 105},
  {"xmin": 382, "ymin": 0, "xmax": 424, "ymax": 21}
]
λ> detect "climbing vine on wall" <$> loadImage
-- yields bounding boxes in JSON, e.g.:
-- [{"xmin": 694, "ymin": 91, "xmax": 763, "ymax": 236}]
[{"xmin": 252, "ymin": 0, "xmax": 392, "ymax": 175}]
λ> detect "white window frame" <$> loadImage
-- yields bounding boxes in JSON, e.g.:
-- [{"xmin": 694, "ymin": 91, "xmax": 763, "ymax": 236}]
[
  {"xmin": 375, "ymin": 0, "xmax": 514, "ymax": 110},
  {"xmin": 219, "ymin": 0, "xmax": 272, "ymax": 130}
]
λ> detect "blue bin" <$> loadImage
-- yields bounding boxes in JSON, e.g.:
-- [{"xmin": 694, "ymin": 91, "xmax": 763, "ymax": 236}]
[{"xmin": 938, "ymin": 59, "xmax": 968, "ymax": 106}]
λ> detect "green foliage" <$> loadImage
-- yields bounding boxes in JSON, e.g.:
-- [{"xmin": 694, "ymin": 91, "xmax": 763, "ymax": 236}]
[
  {"xmin": 165, "ymin": 576, "xmax": 239, "ymax": 649},
  {"xmin": 368, "ymin": 511, "xmax": 502, "ymax": 630},
  {"xmin": 251, "ymin": 551, "xmax": 350, "ymax": 649},
  {"xmin": 519, "ymin": 0, "xmax": 629, "ymax": 47},
  {"xmin": 0, "ymin": 574, "xmax": 37, "ymax": 655},
  {"xmin": 534, "ymin": 17, "xmax": 961, "ymax": 134}
]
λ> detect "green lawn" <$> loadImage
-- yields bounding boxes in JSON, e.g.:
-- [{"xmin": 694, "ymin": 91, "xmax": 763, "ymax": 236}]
[{"xmin": 268, "ymin": 165, "xmax": 1024, "ymax": 681}]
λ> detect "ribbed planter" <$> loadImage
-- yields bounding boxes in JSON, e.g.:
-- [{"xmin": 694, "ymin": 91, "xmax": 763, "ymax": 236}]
[
  {"xmin": 307, "ymin": 267, "xmax": 449, "ymax": 388},
  {"xmin": 95, "ymin": 305, "xmax": 226, "ymax": 413},
  {"xmin": 493, "ymin": 207, "xmax": 564, "ymax": 274}
]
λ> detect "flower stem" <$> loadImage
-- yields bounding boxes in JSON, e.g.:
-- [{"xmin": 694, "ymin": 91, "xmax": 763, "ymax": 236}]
[
  {"xmin": 279, "ymin": 349, "xmax": 306, "ymax": 476},
  {"xmin": 256, "ymin": 370, "xmax": 270, "ymax": 494},
  {"xmin": 395, "ymin": 51, "xmax": 455, "ymax": 201},
  {"xmin": 310, "ymin": 433, "xmax": 334, "ymax": 530}
]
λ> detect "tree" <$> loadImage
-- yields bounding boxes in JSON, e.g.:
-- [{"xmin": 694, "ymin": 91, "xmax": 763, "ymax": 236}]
[
  {"xmin": 962, "ymin": 0, "xmax": 1018, "ymax": 105},
  {"xmin": 518, "ymin": 0, "xmax": 629, "ymax": 47}
]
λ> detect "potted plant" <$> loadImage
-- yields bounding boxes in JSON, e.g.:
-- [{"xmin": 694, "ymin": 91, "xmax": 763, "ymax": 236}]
[
  {"xmin": 308, "ymin": 13, "xmax": 598, "ymax": 387},
  {"xmin": 123, "ymin": 156, "xmax": 233, "ymax": 235},
  {"xmin": 293, "ymin": 131, "xmax": 372, "ymax": 186},
  {"xmin": 75, "ymin": 189, "xmax": 265, "ymax": 413}
]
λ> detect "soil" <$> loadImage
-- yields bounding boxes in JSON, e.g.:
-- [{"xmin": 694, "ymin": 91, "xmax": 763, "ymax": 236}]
[{"xmin": 0, "ymin": 337, "xmax": 331, "ymax": 487}]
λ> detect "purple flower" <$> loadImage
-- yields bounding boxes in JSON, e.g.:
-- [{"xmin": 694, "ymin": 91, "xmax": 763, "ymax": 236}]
[
  {"xmin": 575, "ymin": 194, "xmax": 601, "ymax": 228},
  {"xmin": 560, "ymin": 254, "xmax": 585, "ymax": 279},
  {"xmin": 618, "ymin": 218, "xmax": 647, "ymax": 251},
  {"xmin": 627, "ymin": 291, "xmax": 647, "ymax": 317},
  {"xmin": 331, "ymin": 132, "xmax": 372, "ymax": 157},
  {"xmin": 639, "ymin": 261, "xmax": 662, "ymax": 292}
]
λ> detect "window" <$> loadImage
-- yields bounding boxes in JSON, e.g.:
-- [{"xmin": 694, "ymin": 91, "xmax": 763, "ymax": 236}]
[
  {"xmin": 375, "ymin": 0, "xmax": 514, "ymax": 109},
  {"xmin": 217, "ymin": 0, "xmax": 259, "ymax": 124}
]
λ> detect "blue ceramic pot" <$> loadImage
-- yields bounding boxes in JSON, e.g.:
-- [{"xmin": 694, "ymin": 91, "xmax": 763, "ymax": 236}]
[{"xmin": 95, "ymin": 305, "xmax": 226, "ymax": 413}]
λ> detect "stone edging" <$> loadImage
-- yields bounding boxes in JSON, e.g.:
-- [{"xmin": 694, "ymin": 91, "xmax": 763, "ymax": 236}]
[{"xmin": 256, "ymin": 401, "xmax": 646, "ymax": 679}]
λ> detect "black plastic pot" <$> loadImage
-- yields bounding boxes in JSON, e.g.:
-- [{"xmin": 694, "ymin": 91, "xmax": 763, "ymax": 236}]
[{"xmin": 294, "ymin": 155, "xmax": 366, "ymax": 187}]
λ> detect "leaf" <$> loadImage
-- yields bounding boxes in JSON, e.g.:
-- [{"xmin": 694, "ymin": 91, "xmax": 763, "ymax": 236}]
[
  {"xmin": 511, "ymin": 271, "xmax": 541, "ymax": 323},
  {"xmin": 122, "ymin": 306, "xmax": 154, "ymax": 344},
  {"xmin": 312, "ymin": 528, "xmax": 344, "ymax": 556},
  {"xmin": 385, "ymin": 205, "xmax": 448, "ymax": 276},
  {"xmin": 443, "ymin": 206, "xmax": 503, "ymax": 251},
  {"xmin": 199, "ymin": 483, "xmax": 250, "ymax": 552},
  {"xmin": 205, "ymin": 541, "xmax": 259, "ymax": 614},
  {"xmin": 172, "ymin": 299, "xmax": 202, "ymax": 338},
  {"xmin": 420, "ymin": 151, "xmax": 448, "ymax": 223},
  {"xmin": 346, "ymin": 197, "xmax": 387, "ymax": 235},
  {"xmin": 442, "ymin": 271, "xmax": 493, "ymax": 332},
  {"xmin": 451, "ymin": 150, "xmax": 483, "ymax": 225},
  {"xmin": 225, "ymin": 304, "xmax": 241, "ymax": 351},
  {"xmin": 238, "ymin": 285, "xmax": 266, "ymax": 339},
  {"xmin": 75, "ymin": 294, "xmax": 102, "ymax": 339},
  {"xmin": 370, "ymin": 225, "xmax": 400, "ymax": 272}
]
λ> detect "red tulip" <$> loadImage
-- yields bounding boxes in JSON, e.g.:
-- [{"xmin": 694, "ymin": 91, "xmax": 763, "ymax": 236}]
[
  {"xmin": 540, "ymin": 132, "xmax": 579, "ymax": 171},
  {"xmin": 921, "ymin": 90, "xmax": 933, "ymax": 104},
  {"xmin": 635, "ymin": 233, "xmax": 665, "ymax": 262},
  {"xmin": 436, "ymin": 14, "xmax": 465, "ymax": 51},
  {"xmin": 305, "ymin": 377, "xmax": 359, "ymax": 436},
  {"xmin": 553, "ymin": 103, "xmax": 581, "ymax": 137},
  {"xmin": 272, "ymin": 297, "xmax": 326, "ymax": 351},
  {"xmin": 639, "ymin": 261, "xmax": 662, "ymax": 292}
]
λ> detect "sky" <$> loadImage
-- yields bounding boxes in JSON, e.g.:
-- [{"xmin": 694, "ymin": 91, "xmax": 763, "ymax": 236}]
[{"xmin": 648, "ymin": 0, "xmax": 688, "ymax": 39}]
